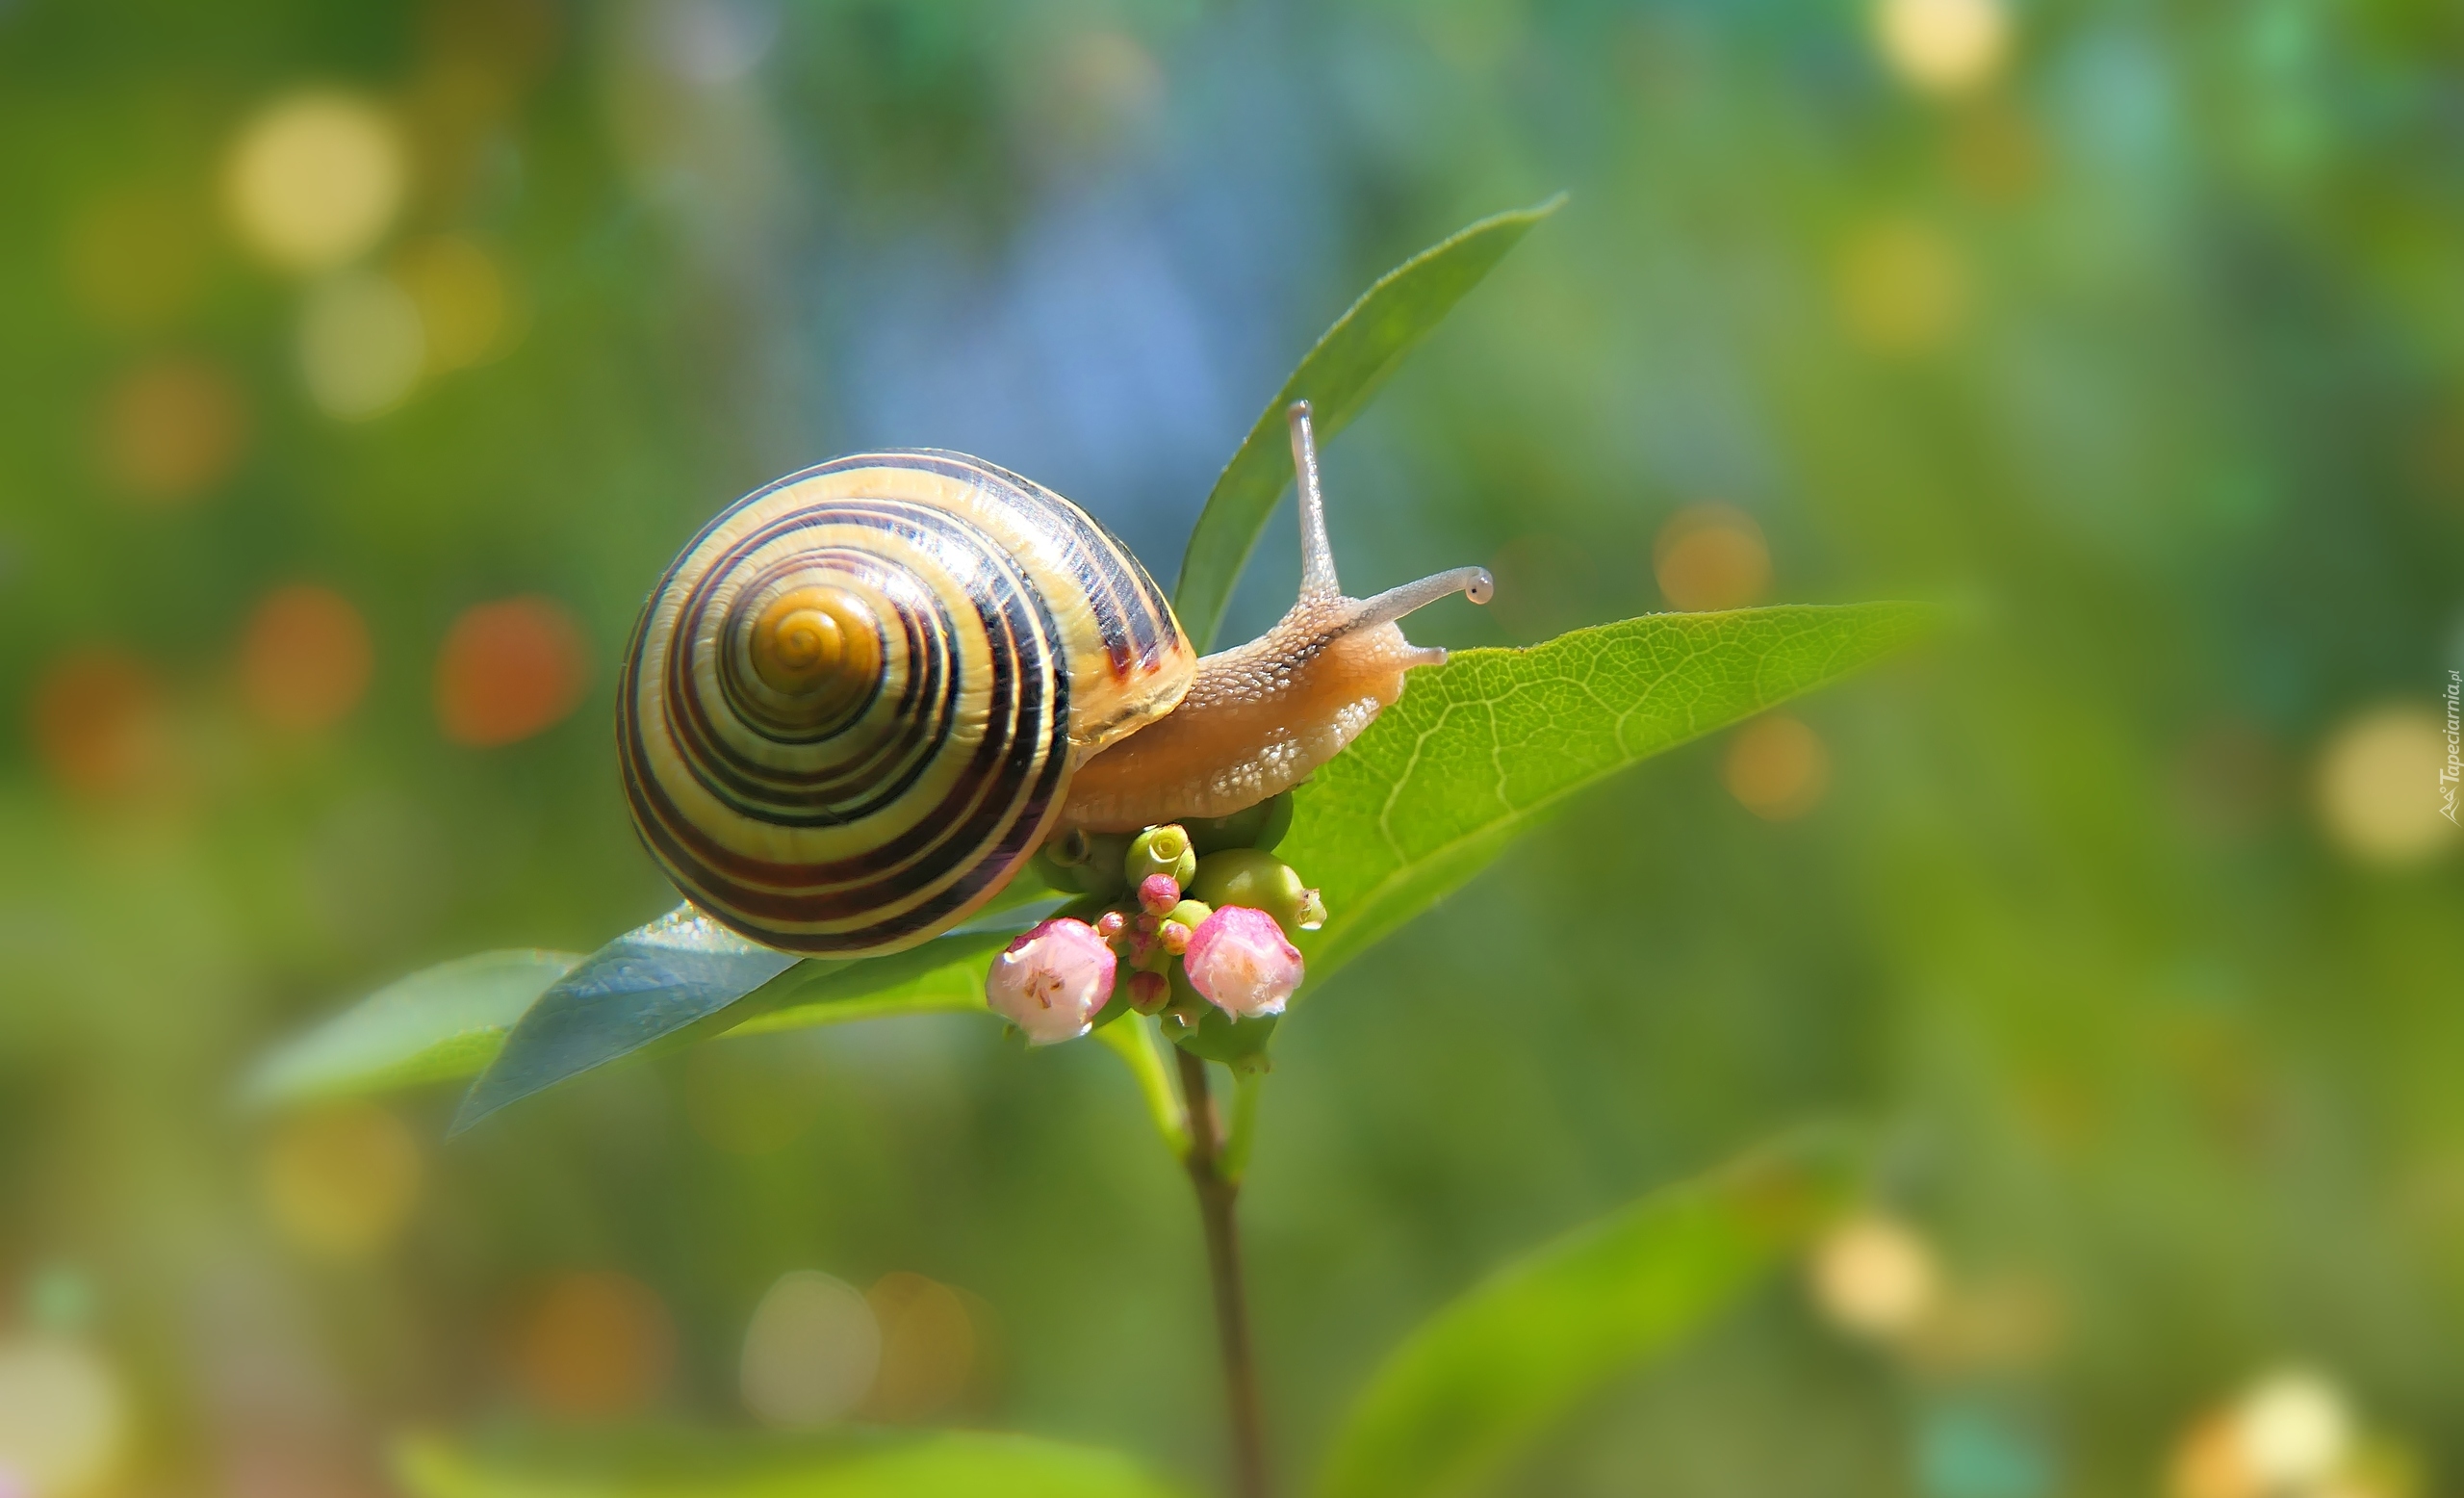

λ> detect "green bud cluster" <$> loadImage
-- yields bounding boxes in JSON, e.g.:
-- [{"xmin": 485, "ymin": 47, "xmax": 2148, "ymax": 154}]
[{"xmin": 1023, "ymin": 791, "xmax": 1318, "ymax": 1067}]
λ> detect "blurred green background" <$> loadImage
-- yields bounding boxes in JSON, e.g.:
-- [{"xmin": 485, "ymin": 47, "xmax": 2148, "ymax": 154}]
[{"xmin": 3, "ymin": 0, "xmax": 2461, "ymax": 1493}]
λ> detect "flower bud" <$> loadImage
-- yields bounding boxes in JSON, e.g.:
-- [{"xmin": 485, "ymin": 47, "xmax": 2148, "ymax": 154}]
[
  {"xmin": 1124, "ymin": 824, "xmax": 1197, "ymax": 892},
  {"xmin": 1183, "ymin": 906, "xmax": 1304, "ymax": 1019},
  {"xmin": 984, "ymin": 917, "xmax": 1116, "ymax": 1045},
  {"xmin": 1188, "ymin": 849, "xmax": 1322, "ymax": 938},
  {"xmin": 1128, "ymin": 969, "xmax": 1169, "ymax": 1014},
  {"xmin": 1163, "ymin": 896, "xmax": 1221, "ymax": 955},
  {"xmin": 1137, "ymin": 872, "xmax": 1182, "ymax": 916},
  {"xmin": 1095, "ymin": 909, "xmax": 1126, "ymax": 941}
]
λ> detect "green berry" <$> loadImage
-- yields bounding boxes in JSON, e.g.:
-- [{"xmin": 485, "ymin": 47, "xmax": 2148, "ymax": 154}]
[
  {"xmin": 1188, "ymin": 849, "xmax": 1324, "ymax": 937},
  {"xmin": 1033, "ymin": 829, "xmax": 1129, "ymax": 899},
  {"xmin": 1183, "ymin": 791, "xmax": 1296, "ymax": 856},
  {"xmin": 1124, "ymin": 823, "xmax": 1197, "ymax": 891}
]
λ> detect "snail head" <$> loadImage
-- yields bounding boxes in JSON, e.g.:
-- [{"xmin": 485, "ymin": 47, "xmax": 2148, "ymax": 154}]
[{"xmin": 1059, "ymin": 400, "xmax": 1492, "ymax": 832}]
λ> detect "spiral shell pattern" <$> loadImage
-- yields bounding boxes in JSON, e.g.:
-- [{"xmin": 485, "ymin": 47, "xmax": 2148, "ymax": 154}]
[{"xmin": 620, "ymin": 452, "xmax": 1194, "ymax": 956}]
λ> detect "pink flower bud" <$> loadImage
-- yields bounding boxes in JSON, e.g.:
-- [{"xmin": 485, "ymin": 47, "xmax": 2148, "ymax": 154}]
[
  {"xmin": 1138, "ymin": 873, "xmax": 1181, "ymax": 915},
  {"xmin": 1159, "ymin": 919, "xmax": 1193, "ymax": 955},
  {"xmin": 1183, "ymin": 905, "xmax": 1304, "ymax": 1020},
  {"xmin": 985, "ymin": 917, "xmax": 1116, "ymax": 1045},
  {"xmin": 1128, "ymin": 970, "xmax": 1169, "ymax": 1014},
  {"xmin": 1096, "ymin": 910, "xmax": 1126, "ymax": 940}
]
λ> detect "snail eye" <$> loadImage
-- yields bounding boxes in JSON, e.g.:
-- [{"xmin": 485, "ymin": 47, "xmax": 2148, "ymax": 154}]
[{"xmin": 747, "ymin": 585, "xmax": 882, "ymax": 723}]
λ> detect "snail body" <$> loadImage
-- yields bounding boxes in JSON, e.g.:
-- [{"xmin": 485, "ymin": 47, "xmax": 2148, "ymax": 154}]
[{"xmin": 620, "ymin": 403, "xmax": 1490, "ymax": 956}]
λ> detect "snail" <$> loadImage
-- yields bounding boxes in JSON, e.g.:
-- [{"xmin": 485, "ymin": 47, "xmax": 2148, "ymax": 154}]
[{"xmin": 619, "ymin": 401, "xmax": 1492, "ymax": 956}]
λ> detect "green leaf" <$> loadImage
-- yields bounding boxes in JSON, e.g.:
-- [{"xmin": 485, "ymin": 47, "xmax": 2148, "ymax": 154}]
[
  {"xmin": 1284, "ymin": 603, "xmax": 1937, "ymax": 986},
  {"xmin": 1172, "ymin": 195, "xmax": 1564, "ymax": 651},
  {"xmin": 723, "ymin": 929, "xmax": 1014, "ymax": 1037},
  {"xmin": 451, "ymin": 907, "xmax": 801, "ymax": 1135},
  {"xmin": 243, "ymin": 949, "xmax": 582, "ymax": 1108},
  {"xmin": 397, "ymin": 1427, "xmax": 1191, "ymax": 1498},
  {"xmin": 447, "ymin": 880, "xmax": 1064, "ymax": 1132},
  {"xmin": 1316, "ymin": 1128, "xmax": 1864, "ymax": 1498}
]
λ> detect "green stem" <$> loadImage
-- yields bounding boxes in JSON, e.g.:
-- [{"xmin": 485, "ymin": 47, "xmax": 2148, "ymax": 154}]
[
  {"xmin": 1177, "ymin": 1046, "xmax": 1270, "ymax": 1498},
  {"xmin": 1222, "ymin": 1066, "xmax": 1264, "ymax": 1185}
]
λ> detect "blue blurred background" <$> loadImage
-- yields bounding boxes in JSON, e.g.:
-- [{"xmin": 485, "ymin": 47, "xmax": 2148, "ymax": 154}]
[{"xmin": 1, "ymin": 0, "xmax": 2460, "ymax": 1493}]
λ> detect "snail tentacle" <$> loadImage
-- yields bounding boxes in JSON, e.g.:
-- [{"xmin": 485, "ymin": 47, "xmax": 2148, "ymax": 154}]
[
  {"xmin": 1351, "ymin": 565, "xmax": 1496, "ymax": 632},
  {"xmin": 1290, "ymin": 400, "xmax": 1342, "ymax": 601}
]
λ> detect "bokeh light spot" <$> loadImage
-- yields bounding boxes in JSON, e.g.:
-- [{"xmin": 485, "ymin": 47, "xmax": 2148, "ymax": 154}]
[
  {"xmin": 0, "ymin": 1337, "xmax": 125, "ymax": 1496},
  {"xmin": 298, "ymin": 270, "xmax": 425, "ymax": 420},
  {"xmin": 1044, "ymin": 30, "xmax": 1165, "ymax": 154},
  {"xmin": 516, "ymin": 1271, "xmax": 674, "ymax": 1420},
  {"xmin": 2169, "ymin": 1414, "xmax": 2253, "ymax": 1498},
  {"xmin": 395, "ymin": 234, "xmax": 514, "ymax": 373},
  {"xmin": 222, "ymin": 90, "xmax": 406, "ymax": 274},
  {"xmin": 2169, "ymin": 1370, "xmax": 2368, "ymax": 1498},
  {"xmin": 1918, "ymin": 1400, "xmax": 2054, "ymax": 1498},
  {"xmin": 2236, "ymin": 1370, "xmax": 2350, "ymax": 1491},
  {"xmin": 861, "ymin": 1272, "xmax": 976, "ymax": 1423},
  {"xmin": 434, "ymin": 596, "xmax": 590, "ymax": 747},
  {"xmin": 1874, "ymin": 0, "xmax": 2010, "ymax": 96},
  {"xmin": 30, "ymin": 649, "xmax": 170, "ymax": 801},
  {"xmin": 1723, "ymin": 713, "xmax": 1831, "ymax": 821},
  {"xmin": 1811, "ymin": 1212, "xmax": 1939, "ymax": 1340},
  {"xmin": 2314, "ymin": 705, "xmax": 2459, "ymax": 866},
  {"xmin": 63, "ymin": 188, "xmax": 209, "ymax": 332},
  {"xmin": 258, "ymin": 1101, "xmax": 423, "ymax": 1258},
  {"xmin": 741, "ymin": 1270, "xmax": 880, "ymax": 1428},
  {"xmin": 95, "ymin": 355, "xmax": 249, "ymax": 506},
  {"xmin": 1653, "ymin": 504, "xmax": 1770, "ymax": 611},
  {"xmin": 1837, "ymin": 219, "xmax": 1969, "ymax": 354},
  {"xmin": 240, "ymin": 583, "xmax": 372, "ymax": 732}
]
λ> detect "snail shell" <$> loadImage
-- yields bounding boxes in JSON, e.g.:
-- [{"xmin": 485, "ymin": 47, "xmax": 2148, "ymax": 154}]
[
  {"xmin": 619, "ymin": 451, "xmax": 1194, "ymax": 956},
  {"xmin": 621, "ymin": 405, "xmax": 1489, "ymax": 957}
]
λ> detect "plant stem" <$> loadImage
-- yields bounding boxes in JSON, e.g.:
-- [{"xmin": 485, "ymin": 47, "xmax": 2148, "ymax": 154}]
[{"xmin": 1176, "ymin": 1046, "xmax": 1269, "ymax": 1498}]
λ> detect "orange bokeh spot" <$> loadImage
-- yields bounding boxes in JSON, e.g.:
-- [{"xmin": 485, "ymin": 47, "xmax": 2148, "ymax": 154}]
[
  {"xmin": 434, "ymin": 596, "xmax": 589, "ymax": 747},
  {"xmin": 30, "ymin": 650, "xmax": 169, "ymax": 800},
  {"xmin": 241, "ymin": 584, "xmax": 372, "ymax": 733},
  {"xmin": 1722, "ymin": 713, "xmax": 1832, "ymax": 820},
  {"xmin": 1653, "ymin": 504, "xmax": 1771, "ymax": 611},
  {"xmin": 96, "ymin": 356, "xmax": 249, "ymax": 506},
  {"xmin": 2169, "ymin": 1413, "xmax": 2254, "ymax": 1498},
  {"xmin": 862, "ymin": 1273, "xmax": 978, "ymax": 1423},
  {"xmin": 515, "ymin": 1271, "xmax": 673, "ymax": 1420}
]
